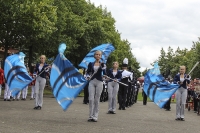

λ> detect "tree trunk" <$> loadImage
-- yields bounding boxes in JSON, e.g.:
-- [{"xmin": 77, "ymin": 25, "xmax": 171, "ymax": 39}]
[{"xmin": 28, "ymin": 45, "xmax": 33, "ymax": 72}]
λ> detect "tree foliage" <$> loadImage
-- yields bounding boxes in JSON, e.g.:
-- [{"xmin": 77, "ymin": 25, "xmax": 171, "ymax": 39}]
[
  {"xmin": 155, "ymin": 38, "xmax": 200, "ymax": 79},
  {"xmin": 0, "ymin": 0, "xmax": 140, "ymax": 77}
]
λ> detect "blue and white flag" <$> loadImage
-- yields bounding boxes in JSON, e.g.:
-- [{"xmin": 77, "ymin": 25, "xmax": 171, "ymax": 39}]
[
  {"xmin": 143, "ymin": 62, "xmax": 179, "ymax": 108},
  {"xmin": 50, "ymin": 43, "xmax": 88, "ymax": 111},
  {"xmin": 4, "ymin": 52, "xmax": 33, "ymax": 96},
  {"xmin": 78, "ymin": 43, "xmax": 115, "ymax": 69}
]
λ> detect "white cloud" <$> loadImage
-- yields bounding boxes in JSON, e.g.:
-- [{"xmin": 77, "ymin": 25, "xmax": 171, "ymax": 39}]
[{"xmin": 90, "ymin": 0, "xmax": 200, "ymax": 71}]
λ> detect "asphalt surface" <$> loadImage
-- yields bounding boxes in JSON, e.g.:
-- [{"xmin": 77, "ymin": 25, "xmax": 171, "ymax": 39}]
[{"xmin": 0, "ymin": 96, "xmax": 200, "ymax": 133}]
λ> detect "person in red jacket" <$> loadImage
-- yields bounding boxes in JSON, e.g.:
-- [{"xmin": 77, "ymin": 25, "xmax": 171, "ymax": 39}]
[{"xmin": 0, "ymin": 66, "xmax": 4, "ymax": 97}]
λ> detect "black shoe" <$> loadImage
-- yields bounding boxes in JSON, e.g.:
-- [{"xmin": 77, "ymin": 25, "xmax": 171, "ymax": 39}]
[
  {"xmin": 88, "ymin": 119, "xmax": 93, "ymax": 122},
  {"xmin": 4, "ymin": 99, "xmax": 6, "ymax": 101},
  {"xmin": 118, "ymin": 107, "xmax": 122, "ymax": 110},
  {"xmin": 7, "ymin": 99, "xmax": 11, "ymax": 101},
  {"xmin": 33, "ymin": 106, "xmax": 38, "ymax": 110},
  {"xmin": 92, "ymin": 119, "xmax": 97, "ymax": 122},
  {"xmin": 37, "ymin": 106, "xmax": 42, "ymax": 110},
  {"xmin": 112, "ymin": 111, "xmax": 116, "ymax": 114},
  {"xmin": 165, "ymin": 109, "xmax": 171, "ymax": 111},
  {"xmin": 122, "ymin": 107, "xmax": 126, "ymax": 110},
  {"xmin": 175, "ymin": 118, "xmax": 181, "ymax": 121},
  {"xmin": 180, "ymin": 118, "xmax": 185, "ymax": 121},
  {"xmin": 107, "ymin": 111, "xmax": 112, "ymax": 114}
]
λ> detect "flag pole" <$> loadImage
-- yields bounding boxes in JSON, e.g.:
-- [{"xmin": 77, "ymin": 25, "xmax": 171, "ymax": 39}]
[
  {"xmin": 188, "ymin": 61, "xmax": 199, "ymax": 75},
  {"xmin": 104, "ymin": 76, "xmax": 128, "ymax": 86}
]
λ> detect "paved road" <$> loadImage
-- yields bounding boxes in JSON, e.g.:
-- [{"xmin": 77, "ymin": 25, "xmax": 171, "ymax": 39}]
[{"xmin": 0, "ymin": 97, "xmax": 200, "ymax": 133}]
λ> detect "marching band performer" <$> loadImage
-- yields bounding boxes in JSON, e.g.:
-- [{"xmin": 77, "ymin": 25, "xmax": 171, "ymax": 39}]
[
  {"xmin": 126, "ymin": 67, "xmax": 135, "ymax": 108},
  {"xmin": 107, "ymin": 61, "xmax": 122, "ymax": 114},
  {"xmin": 118, "ymin": 58, "xmax": 132, "ymax": 110},
  {"xmin": 174, "ymin": 66, "xmax": 190, "ymax": 121},
  {"xmin": 33, "ymin": 55, "xmax": 50, "ymax": 110},
  {"xmin": 133, "ymin": 81, "xmax": 140, "ymax": 104},
  {"xmin": 86, "ymin": 50, "xmax": 107, "ymax": 122}
]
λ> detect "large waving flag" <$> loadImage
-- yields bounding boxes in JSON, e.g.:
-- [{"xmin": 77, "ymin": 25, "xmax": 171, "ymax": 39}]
[
  {"xmin": 50, "ymin": 43, "xmax": 88, "ymax": 111},
  {"xmin": 4, "ymin": 52, "xmax": 33, "ymax": 96},
  {"xmin": 143, "ymin": 62, "xmax": 179, "ymax": 108},
  {"xmin": 78, "ymin": 43, "xmax": 115, "ymax": 69}
]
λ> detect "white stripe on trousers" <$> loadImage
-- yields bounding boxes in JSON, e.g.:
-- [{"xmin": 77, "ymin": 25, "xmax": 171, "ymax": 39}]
[
  {"xmin": 35, "ymin": 76, "xmax": 46, "ymax": 107},
  {"xmin": 175, "ymin": 87, "xmax": 187, "ymax": 118},
  {"xmin": 88, "ymin": 78, "xmax": 103, "ymax": 120},
  {"xmin": 108, "ymin": 82, "xmax": 119, "ymax": 111}
]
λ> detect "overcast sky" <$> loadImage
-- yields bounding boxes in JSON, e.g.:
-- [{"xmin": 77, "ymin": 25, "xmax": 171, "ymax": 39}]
[{"xmin": 90, "ymin": 0, "xmax": 200, "ymax": 71}]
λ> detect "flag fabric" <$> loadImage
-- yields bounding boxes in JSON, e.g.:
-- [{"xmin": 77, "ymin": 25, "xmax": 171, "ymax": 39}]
[
  {"xmin": 50, "ymin": 43, "xmax": 88, "ymax": 111},
  {"xmin": 78, "ymin": 43, "xmax": 115, "ymax": 69},
  {"xmin": 4, "ymin": 52, "xmax": 33, "ymax": 96},
  {"xmin": 143, "ymin": 62, "xmax": 179, "ymax": 108}
]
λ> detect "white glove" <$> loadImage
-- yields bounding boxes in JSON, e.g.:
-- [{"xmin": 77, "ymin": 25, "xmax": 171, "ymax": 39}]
[
  {"xmin": 186, "ymin": 75, "xmax": 191, "ymax": 80},
  {"xmin": 101, "ymin": 63, "xmax": 106, "ymax": 70}
]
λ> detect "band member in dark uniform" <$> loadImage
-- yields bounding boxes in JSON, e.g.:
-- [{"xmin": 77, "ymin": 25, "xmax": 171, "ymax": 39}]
[
  {"xmin": 118, "ymin": 58, "xmax": 132, "ymax": 110},
  {"xmin": 126, "ymin": 67, "xmax": 134, "ymax": 108},
  {"xmin": 164, "ymin": 78, "xmax": 172, "ymax": 111},
  {"xmin": 100, "ymin": 81, "xmax": 107, "ymax": 102},
  {"xmin": 142, "ymin": 82, "xmax": 147, "ymax": 105},
  {"xmin": 134, "ymin": 81, "xmax": 140, "ymax": 103}
]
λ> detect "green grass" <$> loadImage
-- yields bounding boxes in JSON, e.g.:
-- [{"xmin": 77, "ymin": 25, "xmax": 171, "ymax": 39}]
[
  {"xmin": 2, "ymin": 87, "xmax": 176, "ymax": 103},
  {"xmin": 77, "ymin": 91, "xmax": 176, "ymax": 103}
]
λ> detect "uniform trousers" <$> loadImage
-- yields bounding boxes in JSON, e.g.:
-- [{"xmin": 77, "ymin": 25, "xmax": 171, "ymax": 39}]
[
  {"xmin": 31, "ymin": 86, "xmax": 35, "ymax": 99},
  {"xmin": 13, "ymin": 91, "xmax": 21, "ymax": 100},
  {"xmin": 118, "ymin": 79, "xmax": 129, "ymax": 109},
  {"xmin": 35, "ymin": 76, "xmax": 46, "ymax": 107},
  {"xmin": 22, "ymin": 86, "xmax": 28, "ymax": 99},
  {"xmin": 4, "ymin": 83, "xmax": 11, "ymax": 100},
  {"xmin": 88, "ymin": 78, "xmax": 103, "ymax": 120},
  {"xmin": 108, "ymin": 82, "xmax": 119, "ymax": 112},
  {"xmin": 176, "ymin": 87, "xmax": 187, "ymax": 118}
]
